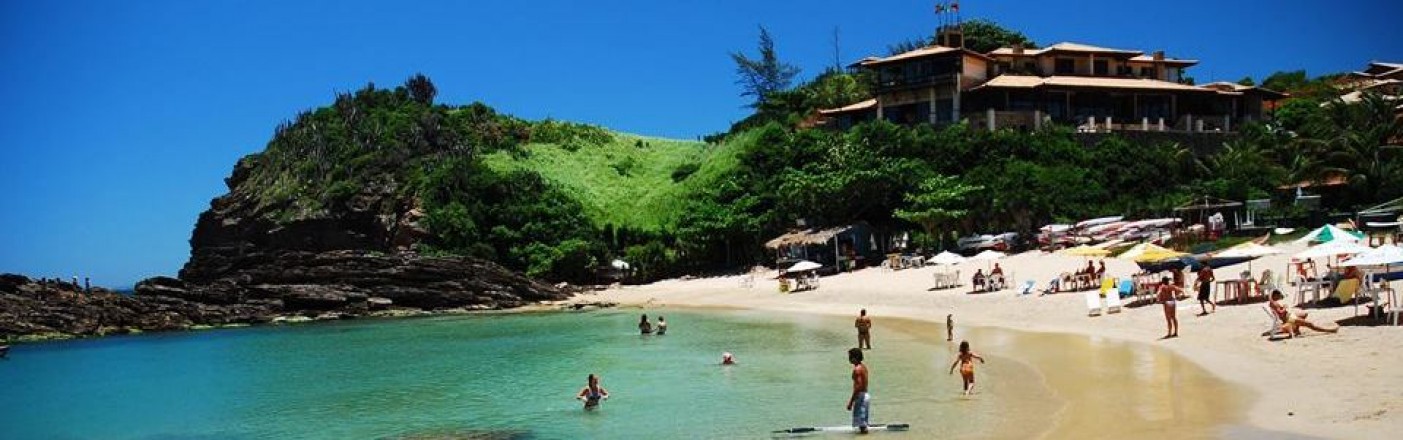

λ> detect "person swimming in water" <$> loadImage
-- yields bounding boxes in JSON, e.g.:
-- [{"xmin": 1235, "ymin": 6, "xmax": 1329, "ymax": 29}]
[
  {"xmin": 656, "ymin": 316, "xmax": 668, "ymax": 335},
  {"xmin": 721, "ymin": 352, "xmax": 735, "ymax": 365},
  {"xmin": 948, "ymin": 340, "xmax": 986, "ymax": 396},
  {"xmin": 638, "ymin": 314, "xmax": 653, "ymax": 335},
  {"xmin": 576, "ymin": 374, "xmax": 609, "ymax": 410}
]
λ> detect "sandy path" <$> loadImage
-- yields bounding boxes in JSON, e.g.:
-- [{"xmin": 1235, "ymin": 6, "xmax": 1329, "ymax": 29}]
[{"xmin": 567, "ymin": 243, "xmax": 1403, "ymax": 438}]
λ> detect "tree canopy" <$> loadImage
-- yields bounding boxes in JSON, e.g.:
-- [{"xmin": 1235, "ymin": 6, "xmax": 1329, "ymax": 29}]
[{"xmin": 731, "ymin": 26, "xmax": 801, "ymax": 109}]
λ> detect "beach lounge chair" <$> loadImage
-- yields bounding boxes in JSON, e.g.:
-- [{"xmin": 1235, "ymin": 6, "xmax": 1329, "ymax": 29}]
[
  {"xmin": 1085, "ymin": 291, "xmax": 1103, "ymax": 316},
  {"xmin": 1117, "ymin": 279, "xmax": 1134, "ymax": 299}
]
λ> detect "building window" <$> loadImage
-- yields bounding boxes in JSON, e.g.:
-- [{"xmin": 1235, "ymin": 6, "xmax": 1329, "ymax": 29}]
[
  {"xmin": 1093, "ymin": 60, "xmax": 1109, "ymax": 76},
  {"xmin": 1055, "ymin": 58, "xmax": 1075, "ymax": 75},
  {"xmin": 1140, "ymin": 67, "xmax": 1154, "ymax": 78},
  {"xmin": 1024, "ymin": 62, "xmax": 1037, "ymax": 74}
]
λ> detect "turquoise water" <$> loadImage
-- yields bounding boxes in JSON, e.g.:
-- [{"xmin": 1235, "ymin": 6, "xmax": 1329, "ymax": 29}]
[{"xmin": 0, "ymin": 309, "xmax": 1023, "ymax": 439}]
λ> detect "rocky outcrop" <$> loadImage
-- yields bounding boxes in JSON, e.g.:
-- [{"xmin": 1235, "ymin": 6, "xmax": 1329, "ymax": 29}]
[
  {"xmin": 2, "ymin": 158, "xmax": 568, "ymax": 342},
  {"xmin": 1, "ymin": 274, "xmax": 278, "ymax": 341}
]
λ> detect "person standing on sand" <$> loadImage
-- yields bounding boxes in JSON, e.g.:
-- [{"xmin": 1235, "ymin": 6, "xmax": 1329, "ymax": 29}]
[
  {"xmin": 576, "ymin": 374, "xmax": 609, "ymax": 410},
  {"xmin": 638, "ymin": 314, "xmax": 653, "ymax": 335},
  {"xmin": 855, "ymin": 309, "xmax": 873, "ymax": 349},
  {"xmin": 1156, "ymin": 277, "xmax": 1183, "ymax": 338},
  {"xmin": 846, "ymin": 347, "xmax": 870, "ymax": 434},
  {"xmin": 946, "ymin": 314, "xmax": 954, "ymax": 341},
  {"xmin": 948, "ymin": 340, "xmax": 985, "ymax": 396},
  {"xmin": 1196, "ymin": 265, "xmax": 1216, "ymax": 315}
]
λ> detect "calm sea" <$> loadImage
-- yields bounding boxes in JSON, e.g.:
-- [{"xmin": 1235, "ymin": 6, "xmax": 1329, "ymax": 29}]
[{"xmin": 0, "ymin": 309, "xmax": 1046, "ymax": 439}]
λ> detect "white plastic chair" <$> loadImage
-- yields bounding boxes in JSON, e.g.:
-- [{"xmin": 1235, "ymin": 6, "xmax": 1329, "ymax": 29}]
[
  {"xmin": 1085, "ymin": 291, "xmax": 1103, "ymax": 316},
  {"xmin": 1105, "ymin": 286, "xmax": 1123, "ymax": 314}
]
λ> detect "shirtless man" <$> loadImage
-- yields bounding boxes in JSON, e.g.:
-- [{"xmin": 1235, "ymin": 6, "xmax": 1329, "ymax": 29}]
[
  {"xmin": 855, "ymin": 309, "xmax": 873, "ymax": 350},
  {"xmin": 1196, "ymin": 265, "xmax": 1217, "ymax": 315},
  {"xmin": 845, "ymin": 348, "xmax": 870, "ymax": 434}
]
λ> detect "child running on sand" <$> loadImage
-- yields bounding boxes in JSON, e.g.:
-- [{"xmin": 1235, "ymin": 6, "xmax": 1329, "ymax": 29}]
[{"xmin": 948, "ymin": 341, "xmax": 986, "ymax": 396}]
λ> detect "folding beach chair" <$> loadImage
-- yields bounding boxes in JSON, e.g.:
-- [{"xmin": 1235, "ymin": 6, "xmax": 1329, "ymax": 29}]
[
  {"xmin": 1262, "ymin": 306, "xmax": 1290, "ymax": 339},
  {"xmin": 1018, "ymin": 280, "xmax": 1035, "ymax": 296}
]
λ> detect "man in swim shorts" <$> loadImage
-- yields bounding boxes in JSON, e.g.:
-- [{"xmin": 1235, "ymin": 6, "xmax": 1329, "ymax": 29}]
[
  {"xmin": 846, "ymin": 347, "xmax": 870, "ymax": 434},
  {"xmin": 855, "ymin": 309, "xmax": 873, "ymax": 350}
]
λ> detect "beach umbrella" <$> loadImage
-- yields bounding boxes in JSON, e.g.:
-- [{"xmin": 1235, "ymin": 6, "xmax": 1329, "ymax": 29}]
[
  {"xmin": 1340, "ymin": 244, "xmax": 1403, "ymax": 267},
  {"xmin": 1293, "ymin": 224, "xmax": 1365, "ymax": 244},
  {"xmin": 1133, "ymin": 248, "xmax": 1189, "ymax": 263},
  {"xmin": 610, "ymin": 259, "xmax": 631, "ymax": 270},
  {"xmin": 1215, "ymin": 242, "xmax": 1282, "ymax": 259},
  {"xmin": 927, "ymin": 251, "xmax": 967, "ymax": 266},
  {"xmin": 1117, "ymin": 243, "xmax": 1154, "ymax": 260},
  {"xmin": 1060, "ymin": 245, "xmax": 1111, "ymax": 257},
  {"xmin": 1293, "ymin": 241, "xmax": 1371, "ymax": 260},
  {"xmin": 788, "ymin": 260, "xmax": 822, "ymax": 272},
  {"xmin": 968, "ymin": 250, "xmax": 1007, "ymax": 273},
  {"xmin": 969, "ymin": 250, "xmax": 1006, "ymax": 261},
  {"xmin": 1214, "ymin": 242, "xmax": 1282, "ymax": 273}
]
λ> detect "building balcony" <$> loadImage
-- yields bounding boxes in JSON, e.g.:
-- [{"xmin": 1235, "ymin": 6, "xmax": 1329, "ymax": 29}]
[{"xmin": 873, "ymin": 73, "xmax": 959, "ymax": 93}]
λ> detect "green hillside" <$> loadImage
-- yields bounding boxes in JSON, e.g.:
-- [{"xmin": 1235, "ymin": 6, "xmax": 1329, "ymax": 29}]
[{"xmin": 481, "ymin": 131, "xmax": 717, "ymax": 232}]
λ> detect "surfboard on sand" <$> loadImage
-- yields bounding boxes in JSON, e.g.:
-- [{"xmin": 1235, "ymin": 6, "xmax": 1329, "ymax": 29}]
[{"xmin": 772, "ymin": 423, "xmax": 910, "ymax": 434}]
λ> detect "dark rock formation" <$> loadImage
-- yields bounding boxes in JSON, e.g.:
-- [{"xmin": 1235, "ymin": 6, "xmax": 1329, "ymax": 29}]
[{"xmin": 2, "ymin": 156, "xmax": 568, "ymax": 342}]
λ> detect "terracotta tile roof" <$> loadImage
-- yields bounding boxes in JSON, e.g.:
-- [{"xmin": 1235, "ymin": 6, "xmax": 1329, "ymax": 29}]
[
  {"xmin": 1042, "ymin": 42, "xmax": 1143, "ymax": 56},
  {"xmin": 860, "ymin": 45, "xmax": 991, "ymax": 66},
  {"xmin": 975, "ymin": 75, "xmax": 1212, "ymax": 92}
]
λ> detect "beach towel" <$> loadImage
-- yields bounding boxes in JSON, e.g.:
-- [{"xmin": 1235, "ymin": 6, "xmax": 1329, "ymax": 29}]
[{"xmin": 1334, "ymin": 278, "xmax": 1361, "ymax": 302}]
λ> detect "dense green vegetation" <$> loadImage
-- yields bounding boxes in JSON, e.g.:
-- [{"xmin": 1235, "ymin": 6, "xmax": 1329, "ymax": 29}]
[{"xmin": 244, "ymin": 32, "xmax": 1400, "ymax": 284}]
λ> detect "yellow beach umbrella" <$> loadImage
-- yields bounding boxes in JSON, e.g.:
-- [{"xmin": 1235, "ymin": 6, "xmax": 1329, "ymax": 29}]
[
  {"xmin": 1134, "ymin": 248, "xmax": 1188, "ymax": 263},
  {"xmin": 1061, "ymin": 245, "xmax": 1111, "ymax": 257},
  {"xmin": 1118, "ymin": 243, "xmax": 1175, "ymax": 261}
]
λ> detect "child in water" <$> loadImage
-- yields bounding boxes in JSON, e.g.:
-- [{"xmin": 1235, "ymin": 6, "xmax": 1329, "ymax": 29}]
[{"xmin": 948, "ymin": 341, "xmax": 986, "ymax": 396}]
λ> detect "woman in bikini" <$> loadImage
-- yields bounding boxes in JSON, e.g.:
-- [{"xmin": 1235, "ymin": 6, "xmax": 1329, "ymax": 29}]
[
  {"xmin": 576, "ymin": 374, "xmax": 610, "ymax": 410},
  {"xmin": 1269, "ymin": 290, "xmax": 1338, "ymax": 337},
  {"xmin": 948, "ymin": 340, "xmax": 986, "ymax": 395},
  {"xmin": 1156, "ymin": 276, "xmax": 1182, "ymax": 338}
]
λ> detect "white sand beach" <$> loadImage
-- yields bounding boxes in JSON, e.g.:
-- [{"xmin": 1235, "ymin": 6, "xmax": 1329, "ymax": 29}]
[{"xmin": 571, "ymin": 241, "xmax": 1403, "ymax": 438}]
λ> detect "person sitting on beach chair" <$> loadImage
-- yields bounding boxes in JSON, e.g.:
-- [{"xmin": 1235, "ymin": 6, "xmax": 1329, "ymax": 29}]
[{"xmin": 972, "ymin": 269, "xmax": 987, "ymax": 291}]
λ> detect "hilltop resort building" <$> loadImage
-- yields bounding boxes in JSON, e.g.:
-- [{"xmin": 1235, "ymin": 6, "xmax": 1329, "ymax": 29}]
[{"xmin": 820, "ymin": 27, "xmax": 1286, "ymax": 133}]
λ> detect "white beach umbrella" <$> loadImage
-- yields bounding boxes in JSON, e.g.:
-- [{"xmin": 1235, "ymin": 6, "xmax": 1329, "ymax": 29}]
[
  {"xmin": 969, "ymin": 250, "xmax": 1007, "ymax": 261},
  {"xmin": 787, "ymin": 260, "xmax": 822, "ymax": 272},
  {"xmin": 1340, "ymin": 244, "xmax": 1403, "ymax": 267},
  {"xmin": 1215, "ymin": 242, "xmax": 1282, "ymax": 273},
  {"xmin": 927, "ymin": 251, "xmax": 967, "ymax": 266},
  {"xmin": 610, "ymin": 259, "xmax": 630, "ymax": 270},
  {"xmin": 1293, "ymin": 241, "xmax": 1371, "ymax": 259}
]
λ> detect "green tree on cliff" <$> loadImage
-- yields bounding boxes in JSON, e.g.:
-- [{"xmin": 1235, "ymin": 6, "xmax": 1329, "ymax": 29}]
[{"xmin": 731, "ymin": 25, "xmax": 800, "ymax": 108}]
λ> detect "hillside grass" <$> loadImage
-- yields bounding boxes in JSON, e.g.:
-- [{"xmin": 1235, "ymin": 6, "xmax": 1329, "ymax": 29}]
[{"xmin": 483, "ymin": 132, "xmax": 731, "ymax": 232}]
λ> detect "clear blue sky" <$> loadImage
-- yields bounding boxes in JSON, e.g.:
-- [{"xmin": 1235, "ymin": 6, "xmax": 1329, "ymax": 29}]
[{"xmin": 2, "ymin": 0, "xmax": 1399, "ymax": 288}]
